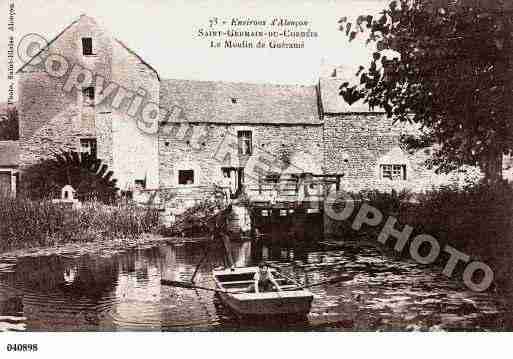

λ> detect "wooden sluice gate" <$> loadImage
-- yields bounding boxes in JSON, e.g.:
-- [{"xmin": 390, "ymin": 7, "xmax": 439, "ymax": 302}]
[
  {"xmin": 250, "ymin": 205, "xmax": 324, "ymax": 242},
  {"xmin": 245, "ymin": 174, "xmax": 344, "ymax": 241}
]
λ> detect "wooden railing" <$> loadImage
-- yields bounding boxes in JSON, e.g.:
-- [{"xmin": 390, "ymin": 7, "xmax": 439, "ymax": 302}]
[
  {"xmin": 132, "ymin": 174, "xmax": 345, "ymax": 208},
  {"xmin": 247, "ymin": 174, "xmax": 344, "ymax": 204}
]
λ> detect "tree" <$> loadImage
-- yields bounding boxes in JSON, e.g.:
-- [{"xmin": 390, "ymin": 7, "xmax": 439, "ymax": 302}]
[
  {"xmin": 340, "ymin": 0, "xmax": 513, "ymax": 184},
  {"xmin": 22, "ymin": 151, "xmax": 118, "ymax": 203},
  {"xmin": 0, "ymin": 106, "xmax": 19, "ymax": 140}
]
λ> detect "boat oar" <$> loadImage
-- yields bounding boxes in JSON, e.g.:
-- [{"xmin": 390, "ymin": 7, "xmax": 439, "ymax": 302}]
[
  {"xmin": 160, "ymin": 279, "xmax": 248, "ymax": 294},
  {"xmin": 298, "ymin": 274, "xmax": 354, "ymax": 290},
  {"xmin": 161, "ymin": 279, "xmax": 225, "ymax": 293}
]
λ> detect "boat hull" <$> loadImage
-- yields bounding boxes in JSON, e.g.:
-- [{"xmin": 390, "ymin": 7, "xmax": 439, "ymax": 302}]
[
  {"xmin": 213, "ymin": 266, "xmax": 314, "ymax": 318},
  {"xmin": 218, "ymin": 291, "xmax": 313, "ymax": 318}
]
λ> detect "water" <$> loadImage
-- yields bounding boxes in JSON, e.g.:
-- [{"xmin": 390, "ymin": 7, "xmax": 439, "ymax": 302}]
[{"xmin": 0, "ymin": 239, "xmax": 507, "ymax": 331}]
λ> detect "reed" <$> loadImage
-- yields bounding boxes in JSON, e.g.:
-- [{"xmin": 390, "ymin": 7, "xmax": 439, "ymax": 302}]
[{"xmin": 0, "ymin": 196, "xmax": 160, "ymax": 252}]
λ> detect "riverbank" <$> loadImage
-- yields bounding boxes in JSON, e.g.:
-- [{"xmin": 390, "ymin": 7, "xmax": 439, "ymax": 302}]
[
  {"xmin": 0, "ymin": 232, "xmax": 171, "ymax": 261},
  {"xmin": 328, "ymin": 184, "xmax": 513, "ymax": 296},
  {"xmin": 0, "ymin": 197, "xmax": 160, "ymax": 254}
]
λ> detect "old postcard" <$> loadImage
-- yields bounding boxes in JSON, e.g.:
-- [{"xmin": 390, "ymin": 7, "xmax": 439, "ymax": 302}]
[{"xmin": 0, "ymin": 0, "xmax": 512, "ymax": 356}]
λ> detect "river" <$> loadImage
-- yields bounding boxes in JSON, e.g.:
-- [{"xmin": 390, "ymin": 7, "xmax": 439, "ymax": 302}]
[{"xmin": 0, "ymin": 238, "xmax": 508, "ymax": 331}]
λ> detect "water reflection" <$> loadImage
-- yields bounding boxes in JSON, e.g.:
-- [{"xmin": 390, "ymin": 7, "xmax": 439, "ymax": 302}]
[{"xmin": 0, "ymin": 238, "xmax": 508, "ymax": 331}]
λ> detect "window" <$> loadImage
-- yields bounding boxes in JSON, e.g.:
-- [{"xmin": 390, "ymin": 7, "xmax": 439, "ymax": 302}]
[
  {"xmin": 264, "ymin": 172, "xmax": 280, "ymax": 183},
  {"xmin": 82, "ymin": 37, "xmax": 93, "ymax": 55},
  {"xmin": 237, "ymin": 131, "xmax": 252, "ymax": 155},
  {"xmin": 82, "ymin": 87, "xmax": 95, "ymax": 107},
  {"xmin": 80, "ymin": 138, "xmax": 97, "ymax": 159},
  {"xmin": 134, "ymin": 179, "xmax": 146, "ymax": 189},
  {"xmin": 178, "ymin": 170, "xmax": 194, "ymax": 185},
  {"xmin": 221, "ymin": 168, "xmax": 232, "ymax": 179},
  {"xmin": 381, "ymin": 164, "xmax": 406, "ymax": 181}
]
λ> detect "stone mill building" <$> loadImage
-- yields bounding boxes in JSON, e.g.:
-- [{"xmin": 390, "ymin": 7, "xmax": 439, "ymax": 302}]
[{"xmin": 3, "ymin": 14, "xmax": 471, "ymax": 201}]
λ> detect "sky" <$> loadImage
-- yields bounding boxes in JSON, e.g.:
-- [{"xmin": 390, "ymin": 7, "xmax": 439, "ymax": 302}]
[{"xmin": 0, "ymin": 0, "xmax": 389, "ymax": 103}]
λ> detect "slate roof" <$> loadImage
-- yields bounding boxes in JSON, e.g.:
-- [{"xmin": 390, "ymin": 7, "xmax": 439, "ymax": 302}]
[
  {"xmin": 0, "ymin": 141, "xmax": 19, "ymax": 167},
  {"xmin": 160, "ymin": 79, "xmax": 321, "ymax": 125}
]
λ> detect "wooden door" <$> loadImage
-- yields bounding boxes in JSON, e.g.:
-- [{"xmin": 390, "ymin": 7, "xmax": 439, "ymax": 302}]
[{"xmin": 0, "ymin": 172, "xmax": 12, "ymax": 197}]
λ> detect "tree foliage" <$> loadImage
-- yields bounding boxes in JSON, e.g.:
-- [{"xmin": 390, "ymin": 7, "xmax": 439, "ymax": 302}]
[
  {"xmin": 0, "ymin": 106, "xmax": 19, "ymax": 140},
  {"xmin": 21, "ymin": 151, "xmax": 118, "ymax": 203},
  {"xmin": 340, "ymin": 0, "xmax": 513, "ymax": 181}
]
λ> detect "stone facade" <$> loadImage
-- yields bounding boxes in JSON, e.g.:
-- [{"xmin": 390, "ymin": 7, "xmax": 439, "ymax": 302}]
[
  {"xmin": 322, "ymin": 113, "xmax": 480, "ymax": 193},
  {"xmin": 159, "ymin": 123, "xmax": 323, "ymax": 189},
  {"xmin": 17, "ymin": 15, "xmax": 159, "ymax": 191},
  {"xmin": 16, "ymin": 15, "xmax": 478, "ymax": 201}
]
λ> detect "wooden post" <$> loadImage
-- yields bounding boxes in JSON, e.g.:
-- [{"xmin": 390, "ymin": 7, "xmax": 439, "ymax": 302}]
[{"xmin": 222, "ymin": 233, "xmax": 235, "ymax": 268}]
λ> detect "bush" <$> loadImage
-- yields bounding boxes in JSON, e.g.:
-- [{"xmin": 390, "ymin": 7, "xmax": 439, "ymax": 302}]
[
  {"xmin": 0, "ymin": 197, "xmax": 160, "ymax": 252},
  {"xmin": 0, "ymin": 106, "xmax": 19, "ymax": 140},
  {"xmin": 332, "ymin": 184, "xmax": 513, "ymax": 293},
  {"xmin": 20, "ymin": 151, "xmax": 118, "ymax": 203},
  {"xmin": 402, "ymin": 184, "xmax": 513, "ymax": 293}
]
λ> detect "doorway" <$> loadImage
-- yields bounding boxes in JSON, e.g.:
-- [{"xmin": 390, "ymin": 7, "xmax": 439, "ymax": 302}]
[
  {"xmin": 221, "ymin": 167, "xmax": 244, "ymax": 198},
  {"xmin": 0, "ymin": 172, "xmax": 12, "ymax": 197}
]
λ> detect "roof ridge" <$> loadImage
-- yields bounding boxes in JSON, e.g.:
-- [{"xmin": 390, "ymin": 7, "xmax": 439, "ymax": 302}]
[
  {"xmin": 17, "ymin": 15, "xmax": 82, "ymax": 73},
  {"xmin": 115, "ymin": 39, "xmax": 160, "ymax": 81},
  {"xmin": 161, "ymin": 78, "xmax": 316, "ymax": 88}
]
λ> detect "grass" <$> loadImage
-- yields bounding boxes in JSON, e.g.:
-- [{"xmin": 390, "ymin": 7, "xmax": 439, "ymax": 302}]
[{"xmin": 0, "ymin": 196, "xmax": 160, "ymax": 253}]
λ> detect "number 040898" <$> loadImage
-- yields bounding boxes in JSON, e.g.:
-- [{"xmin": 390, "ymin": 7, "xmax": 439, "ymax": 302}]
[{"xmin": 6, "ymin": 344, "xmax": 38, "ymax": 352}]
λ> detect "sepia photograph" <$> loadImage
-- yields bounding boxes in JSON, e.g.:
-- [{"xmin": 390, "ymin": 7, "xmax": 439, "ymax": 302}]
[{"xmin": 0, "ymin": 0, "xmax": 512, "ymax": 356}]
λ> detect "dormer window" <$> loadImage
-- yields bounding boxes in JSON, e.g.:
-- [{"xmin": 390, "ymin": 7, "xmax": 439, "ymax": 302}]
[
  {"xmin": 82, "ymin": 37, "xmax": 93, "ymax": 55},
  {"xmin": 231, "ymin": 97, "xmax": 237, "ymax": 104},
  {"xmin": 381, "ymin": 164, "xmax": 406, "ymax": 181},
  {"xmin": 377, "ymin": 147, "xmax": 410, "ymax": 182}
]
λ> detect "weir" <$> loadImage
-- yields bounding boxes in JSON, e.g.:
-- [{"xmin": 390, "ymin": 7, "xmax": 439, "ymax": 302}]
[
  {"xmin": 243, "ymin": 173, "xmax": 343, "ymax": 241},
  {"xmin": 136, "ymin": 173, "xmax": 344, "ymax": 241}
]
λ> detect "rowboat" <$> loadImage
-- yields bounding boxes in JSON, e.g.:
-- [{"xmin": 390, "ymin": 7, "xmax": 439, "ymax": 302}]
[{"xmin": 212, "ymin": 266, "xmax": 313, "ymax": 318}]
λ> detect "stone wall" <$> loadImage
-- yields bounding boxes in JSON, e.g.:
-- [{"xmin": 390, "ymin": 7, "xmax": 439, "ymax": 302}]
[
  {"xmin": 17, "ymin": 15, "xmax": 160, "ymax": 190},
  {"xmin": 110, "ymin": 39, "xmax": 160, "ymax": 190},
  {"xmin": 322, "ymin": 113, "xmax": 475, "ymax": 193},
  {"xmin": 18, "ymin": 15, "xmax": 113, "ymax": 169},
  {"xmin": 18, "ymin": 72, "xmax": 95, "ymax": 166},
  {"xmin": 159, "ymin": 123, "xmax": 323, "ymax": 191}
]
